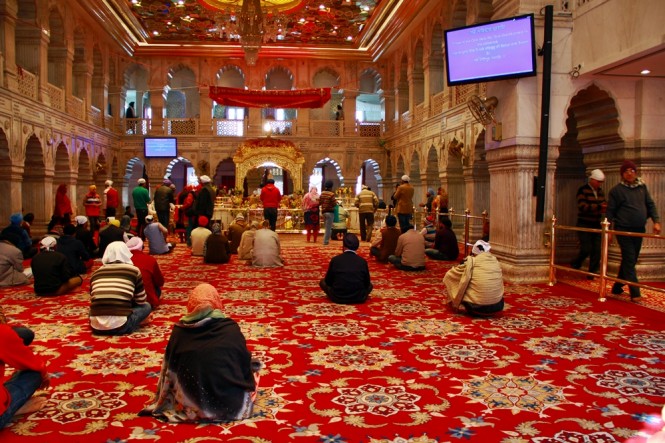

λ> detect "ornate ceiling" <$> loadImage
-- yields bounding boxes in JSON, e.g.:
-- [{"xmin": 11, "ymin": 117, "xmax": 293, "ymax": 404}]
[{"xmin": 98, "ymin": 0, "xmax": 430, "ymax": 59}]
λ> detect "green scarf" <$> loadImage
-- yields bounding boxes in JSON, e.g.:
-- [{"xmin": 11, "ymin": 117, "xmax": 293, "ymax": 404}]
[{"xmin": 181, "ymin": 307, "xmax": 225, "ymax": 324}]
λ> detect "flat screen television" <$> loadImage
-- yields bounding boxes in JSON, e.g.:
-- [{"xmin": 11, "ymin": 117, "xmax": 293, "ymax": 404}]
[
  {"xmin": 444, "ymin": 14, "xmax": 537, "ymax": 86},
  {"xmin": 144, "ymin": 137, "xmax": 177, "ymax": 158}
]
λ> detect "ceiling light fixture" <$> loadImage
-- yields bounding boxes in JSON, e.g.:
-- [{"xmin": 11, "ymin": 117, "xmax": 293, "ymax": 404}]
[{"xmin": 641, "ymin": 69, "xmax": 651, "ymax": 75}]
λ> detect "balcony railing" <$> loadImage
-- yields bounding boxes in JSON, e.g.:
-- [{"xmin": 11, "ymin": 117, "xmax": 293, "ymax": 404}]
[
  {"xmin": 16, "ymin": 67, "xmax": 37, "ymax": 100},
  {"xmin": 47, "ymin": 83, "xmax": 64, "ymax": 111}
]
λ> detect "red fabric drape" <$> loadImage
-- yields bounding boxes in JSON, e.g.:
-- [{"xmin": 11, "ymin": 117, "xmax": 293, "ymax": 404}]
[{"xmin": 209, "ymin": 86, "xmax": 331, "ymax": 109}]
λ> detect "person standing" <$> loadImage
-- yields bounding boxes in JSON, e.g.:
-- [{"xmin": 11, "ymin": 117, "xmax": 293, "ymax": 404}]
[
  {"xmin": 84, "ymin": 185, "xmax": 102, "ymax": 232},
  {"xmin": 320, "ymin": 233, "xmax": 372, "ymax": 304},
  {"xmin": 104, "ymin": 180, "xmax": 119, "ymax": 219},
  {"xmin": 606, "ymin": 160, "xmax": 661, "ymax": 301},
  {"xmin": 125, "ymin": 101, "xmax": 136, "ymax": 134},
  {"xmin": 132, "ymin": 178, "xmax": 151, "ymax": 239},
  {"xmin": 571, "ymin": 169, "xmax": 607, "ymax": 277},
  {"xmin": 432, "ymin": 186, "xmax": 450, "ymax": 223},
  {"xmin": 153, "ymin": 179, "xmax": 175, "ymax": 230},
  {"xmin": 53, "ymin": 184, "xmax": 73, "ymax": 225},
  {"xmin": 319, "ymin": 180, "xmax": 337, "ymax": 245},
  {"xmin": 260, "ymin": 179, "xmax": 281, "ymax": 231},
  {"xmin": 195, "ymin": 176, "xmax": 215, "ymax": 228},
  {"xmin": 393, "ymin": 175, "xmax": 414, "ymax": 233},
  {"xmin": 302, "ymin": 187, "xmax": 320, "ymax": 242},
  {"xmin": 355, "ymin": 185, "xmax": 379, "ymax": 242}
]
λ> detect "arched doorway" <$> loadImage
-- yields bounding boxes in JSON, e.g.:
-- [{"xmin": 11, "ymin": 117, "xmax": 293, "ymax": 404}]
[{"xmin": 233, "ymin": 138, "xmax": 304, "ymax": 196}]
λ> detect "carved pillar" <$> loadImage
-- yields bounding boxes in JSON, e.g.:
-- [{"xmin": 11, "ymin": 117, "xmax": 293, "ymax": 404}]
[
  {"xmin": 148, "ymin": 79, "xmax": 164, "ymax": 135},
  {"xmin": 198, "ymin": 86, "xmax": 213, "ymax": 135},
  {"xmin": 343, "ymin": 91, "xmax": 358, "ymax": 137},
  {"xmin": 486, "ymin": 143, "xmax": 559, "ymax": 283},
  {"xmin": 0, "ymin": 0, "xmax": 18, "ymax": 90}
]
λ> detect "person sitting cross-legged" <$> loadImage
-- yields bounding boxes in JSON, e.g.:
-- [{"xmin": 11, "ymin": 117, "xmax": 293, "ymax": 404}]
[
  {"xmin": 31, "ymin": 236, "xmax": 83, "ymax": 296},
  {"xmin": 252, "ymin": 220, "xmax": 283, "ymax": 267},
  {"xmin": 57, "ymin": 223, "xmax": 91, "ymax": 275},
  {"xmin": 388, "ymin": 225, "xmax": 426, "ymax": 271},
  {"xmin": 0, "ymin": 321, "xmax": 50, "ymax": 429},
  {"xmin": 139, "ymin": 283, "xmax": 260, "ymax": 423},
  {"xmin": 369, "ymin": 215, "xmax": 401, "ymax": 263},
  {"xmin": 443, "ymin": 240, "xmax": 505, "ymax": 317},
  {"xmin": 126, "ymin": 237, "xmax": 164, "ymax": 309},
  {"xmin": 425, "ymin": 218, "xmax": 459, "ymax": 261},
  {"xmin": 190, "ymin": 216, "xmax": 212, "ymax": 257},
  {"xmin": 237, "ymin": 221, "xmax": 259, "ymax": 261},
  {"xmin": 89, "ymin": 241, "xmax": 152, "ymax": 336},
  {"xmin": 0, "ymin": 234, "xmax": 31, "ymax": 287},
  {"xmin": 320, "ymin": 233, "xmax": 372, "ymax": 304},
  {"xmin": 204, "ymin": 223, "xmax": 231, "ymax": 264},
  {"xmin": 144, "ymin": 215, "xmax": 174, "ymax": 255}
]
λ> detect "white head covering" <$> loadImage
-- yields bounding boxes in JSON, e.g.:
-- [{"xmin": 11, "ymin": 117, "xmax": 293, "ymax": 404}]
[
  {"xmin": 105, "ymin": 180, "xmax": 113, "ymax": 186},
  {"xmin": 199, "ymin": 175, "xmax": 211, "ymax": 183},
  {"xmin": 138, "ymin": 178, "xmax": 146, "ymax": 184},
  {"xmin": 401, "ymin": 175, "xmax": 410, "ymax": 182},
  {"xmin": 126, "ymin": 236, "xmax": 144, "ymax": 251},
  {"xmin": 472, "ymin": 240, "xmax": 491, "ymax": 256},
  {"xmin": 589, "ymin": 169, "xmax": 605, "ymax": 182},
  {"xmin": 40, "ymin": 236, "xmax": 57, "ymax": 250},
  {"xmin": 102, "ymin": 241, "xmax": 133, "ymax": 264},
  {"xmin": 75, "ymin": 215, "xmax": 88, "ymax": 225}
]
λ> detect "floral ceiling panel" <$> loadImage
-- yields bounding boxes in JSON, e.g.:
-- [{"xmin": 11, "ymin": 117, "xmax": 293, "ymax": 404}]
[{"xmin": 124, "ymin": 0, "xmax": 382, "ymax": 46}]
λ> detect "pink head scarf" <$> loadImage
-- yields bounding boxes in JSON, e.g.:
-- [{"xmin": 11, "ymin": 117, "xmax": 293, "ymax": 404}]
[{"xmin": 186, "ymin": 283, "xmax": 223, "ymax": 317}]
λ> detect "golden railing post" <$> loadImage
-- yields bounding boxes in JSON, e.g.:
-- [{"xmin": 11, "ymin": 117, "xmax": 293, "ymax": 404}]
[
  {"xmin": 548, "ymin": 214, "xmax": 557, "ymax": 286},
  {"xmin": 598, "ymin": 217, "xmax": 610, "ymax": 302},
  {"xmin": 464, "ymin": 208, "xmax": 471, "ymax": 257}
]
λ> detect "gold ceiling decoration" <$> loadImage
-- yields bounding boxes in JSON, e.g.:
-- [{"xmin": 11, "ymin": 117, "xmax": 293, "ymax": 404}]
[{"xmin": 198, "ymin": 0, "xmax": 305, "ymax": 13}]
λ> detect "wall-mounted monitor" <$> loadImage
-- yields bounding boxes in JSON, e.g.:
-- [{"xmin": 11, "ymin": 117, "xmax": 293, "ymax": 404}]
[
  {"xmin": 444, "ymin": 14, "xmax": 537, "ymax": 86},
  {"xmin": 144, "ymin": 137, "xmax": 177, "ymax": 158}
]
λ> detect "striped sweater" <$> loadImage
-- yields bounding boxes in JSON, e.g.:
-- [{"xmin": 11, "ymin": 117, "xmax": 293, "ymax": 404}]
[{"xmin": 90, "ymin": 262, "xmax": 147, "ymax": 317}]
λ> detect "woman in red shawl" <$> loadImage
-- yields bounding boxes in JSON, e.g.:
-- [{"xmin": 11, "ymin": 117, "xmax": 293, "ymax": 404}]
[
  {"xmin": 53, "ymin": 184, "xmax": 73, "ymax": 224},
  {"xmin": 83, "ymin": 185, "xmax": 102, "ymax": 232}
]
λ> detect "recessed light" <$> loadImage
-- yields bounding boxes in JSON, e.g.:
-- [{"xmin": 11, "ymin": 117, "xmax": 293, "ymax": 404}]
[{"xmin": 641, "ymin": 69, "xmax": 651, "ymax": 75}]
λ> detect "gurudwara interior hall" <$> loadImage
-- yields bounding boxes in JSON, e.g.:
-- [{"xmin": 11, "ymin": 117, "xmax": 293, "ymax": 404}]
[
  {"xmin": 2, "ymin": 0, "xmax": 664, "ymax": 282},
  {"xmin": 1, "ymin": 0, "xmax": 665, "ymax": 442}
]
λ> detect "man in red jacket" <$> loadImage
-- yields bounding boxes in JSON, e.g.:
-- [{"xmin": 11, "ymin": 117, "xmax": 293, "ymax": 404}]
[
  {"xmin": 260, "ymin": 179, "xmax": 282, "ymax": 231},
  {"xmin": 104, "ymin": 180, "xmax": 120, "ymax": 219},
  {"xmin": 0, "ymin": 321, "xmax": 50, "ymax": 428}
]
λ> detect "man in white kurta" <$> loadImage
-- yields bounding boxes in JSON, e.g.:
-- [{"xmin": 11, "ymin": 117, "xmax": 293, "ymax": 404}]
[{"xmin": 443, "ymin": 240, "xmax": 504, "ymax": 316}]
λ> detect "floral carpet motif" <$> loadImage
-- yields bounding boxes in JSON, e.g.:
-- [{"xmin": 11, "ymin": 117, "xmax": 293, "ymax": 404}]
[{"xmin": 1, "ymin": 236, "xmax": 664, "ymax": 442}]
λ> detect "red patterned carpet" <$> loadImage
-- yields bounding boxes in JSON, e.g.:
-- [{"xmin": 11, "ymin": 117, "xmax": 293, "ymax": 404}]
[{"xmin": 1, "ymin": 235, "xmax": 664, "ymax": 443}]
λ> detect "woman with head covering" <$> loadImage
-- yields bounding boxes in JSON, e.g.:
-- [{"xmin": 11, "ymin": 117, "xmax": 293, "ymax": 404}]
[
  {"xmin": 442, "ymin": 239, "xmax": 504, "ymax": 317},
  {"xmin": 89, "ymin": 241, "xmax": 151, "ymax": 335},
  {"xmin": 302, "ymin": 186, "xmax": 320, "ymax": 242},
  {"xmin": 84, "ymin": 184, "xmax": 102, "ymax": 232},
  {"xmin": 204, "ymin": 223, "xmax": 231, "ymax": 264},
  {"xmin": 126, "ymin": 237, "xmax": 164, "ymax": 309},
  {"xmin": 140, "ymin": 283, "xmax": 259, "ymax": 423},
  {"xmin": 53, "ymin": 184, "xmax": 73, "ymax": 224}
]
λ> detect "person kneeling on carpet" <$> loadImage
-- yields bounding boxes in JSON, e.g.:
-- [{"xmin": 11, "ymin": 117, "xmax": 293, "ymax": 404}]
[
  {"xmin": 140, "ymin": 283, "xmax": 260, "ymax": 423},
  {"xmin": 89, "ymin": 241, "xmax": 152, "ymax": 335},
  {"xmin": 320, "ymin": 233, "xmax": 372, "ymax": 304},
  {"xmin": 442, "ymin": 240, "xmax": 504, "ymax": 317}
]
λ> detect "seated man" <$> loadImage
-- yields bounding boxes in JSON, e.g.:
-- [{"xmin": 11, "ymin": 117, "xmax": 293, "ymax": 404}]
[
  {"xmin": 320, "ymin": 233, "xmax": 372, "ymax": 304},
  {"xmin": 443, "ymin": 240, "xmax": 505, "ymax": 317},
  {"xmin": 237, "ymin": 221, "xmax": 259, "ymax": 261},
  {"xmin": 89, "ymin": 241, "xmax": 151, "ymax": 336},
  {"xmin": 1, "ymin": 213, "xmax": 35, "ymax": 259},
  {"xmin": 144, "ymin": 215, "xmax": 174, "ymax": 255},
  {"xmin": 139, "ymin": 284, "xmax": 259, "ymax": 423},
  {"xmin": 126, "ymin": 237, "xmax": 165, "ymax": 309},
  {"xmin": 0, "ymin": 234, "xmax": 31, "ymax": 287},
  {"xmin": 31, "ymin": 237, "xmax": 83, "ymax": 296},
  {"xmin": 420, "ymin": 215, "xmax": 437, "ymax": 249},
  {"xmin": 252, "ymin": 220, "xmax": 283, "ymax": 267},
  {"xmin": 227, "ymin": 214, "xmax": 247, "ymax": 254},
  {"xmin": 74, "ymin": 215, "xmax": 98, "ymax": 258},
  {"xmin": 57, "ymin": 223, "xmax": 91, "ymax": 275},
  {"xmin": 388, "ymin": 226, "xmax": 426, "ymax": 271},
  {"xmin": 425, "ymin": 218, "xmax": 459, "ymax": 261},
  {"xmin": 204, "ymin": 223, "xmax": 231, "ymax": 264},
  {"xmin": 369, "ymin": 215, "xmax": 401, "ymax": 263},
  {"xmin": 98, "ymin": 218, "xmax": 127, "ymax": 258},
  {"xmin": 331, "ymin": 204, "xmax": 349, "ymax": 240},
  {"xmin": 0, "ymin": 323, "xmax": 50, "ymax": 429},
  {"xmin": 190, "ymin": 216, "xmax": 212, "ymax": 257}
]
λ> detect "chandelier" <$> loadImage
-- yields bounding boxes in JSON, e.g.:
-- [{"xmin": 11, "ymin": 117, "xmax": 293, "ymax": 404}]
[{"xmin": 201, "ymin": 0, "xmax": 294, "ymax": 66}]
